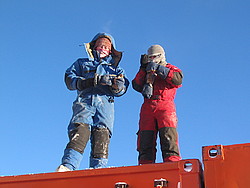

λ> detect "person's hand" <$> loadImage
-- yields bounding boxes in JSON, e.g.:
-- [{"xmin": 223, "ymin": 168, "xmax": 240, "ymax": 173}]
[
  {"xmin": 76, "ymin": 78, "xmax": 94, "ymax": 91},
  {"xmin": 142, "ymin": 83, "xmax": 153, "ymax": 98},
  {"xmin": 95, "ymin": 74, "xmax": 113, "ymax": 86},
  {"xmin": 146, "ymin": 61, "xmax": 159, "ymax": 72},
  {"xmin": 140, "ymin": 54, "xmax": 148, "ymax": 69},
  {"xmin": 112, "ymin": 77, "xmax": 125, "ymax": 93}
]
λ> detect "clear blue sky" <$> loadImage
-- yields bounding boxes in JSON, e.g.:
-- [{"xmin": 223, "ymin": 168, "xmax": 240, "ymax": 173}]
[{"xmin": 0, "ymin": 0, "xmax": 249, "ymax": 176}]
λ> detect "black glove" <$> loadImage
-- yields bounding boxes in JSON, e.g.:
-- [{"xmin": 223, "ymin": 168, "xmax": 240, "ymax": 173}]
[
  {"xmin": 141, "ymin": 83, "xmax": 153, "ymax": 99},
  {"xmin": 76, "ymin": 78, "xmax": 94, "ymax": 91},
  {"xmin": 95, "ymin": 74, "xmax": 113, "ymax": 86},
  {"xmin": 140, "ymin": 54, "xmax": 148, "ymax": 69}
]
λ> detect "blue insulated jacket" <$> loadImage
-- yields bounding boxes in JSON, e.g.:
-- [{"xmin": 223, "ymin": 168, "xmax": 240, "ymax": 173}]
[
  {"xmin": 65, "ymin": 33, "xmax": 129, "ymax": 98},
  {"xmin": 65, "ymin": 33, "xmax": 129, "ymax": 134}
]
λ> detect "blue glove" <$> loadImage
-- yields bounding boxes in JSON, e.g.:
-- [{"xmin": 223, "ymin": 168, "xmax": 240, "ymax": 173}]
[
  {"xmin": 157, "ymin": 65, "xmax": 170, "ymax": 79},
  {"xmin": 142, "ymin": 83, "xmax": 153, "ymax": 99},
  {"xmin": 112, "ymin": 77, "xmax": 125, "ymax": 93},
  {"xmin": 146, "ymin": 62, "xmax": 159, "ymax": 72},
  {"xmin": 146, "ymin": 62, "xmax": 170, "ymax": 79}
]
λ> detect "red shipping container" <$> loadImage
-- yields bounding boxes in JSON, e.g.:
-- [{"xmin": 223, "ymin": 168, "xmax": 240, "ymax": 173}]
[
  {"xmin": 202, "ymin": 143, "xmax": 250, "ymax": 188},
  {"xmin": 0, "ymin": 159, "xmax": 203, "ymax": 188}
]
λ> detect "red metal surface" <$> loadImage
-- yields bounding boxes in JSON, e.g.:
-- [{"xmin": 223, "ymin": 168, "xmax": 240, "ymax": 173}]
[
  {"xmin": 0, "ymin": 159, "xmax": 203, "ymax": 188},
  {"xmin": 202, "ymin": 143, "xmax": 250, "ymax": 188}
]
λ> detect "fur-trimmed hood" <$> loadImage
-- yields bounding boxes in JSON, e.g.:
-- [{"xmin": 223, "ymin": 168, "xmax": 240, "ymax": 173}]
[{"xmin": 84, "ymin": 33, "xmax": 122, "ymax": 67}]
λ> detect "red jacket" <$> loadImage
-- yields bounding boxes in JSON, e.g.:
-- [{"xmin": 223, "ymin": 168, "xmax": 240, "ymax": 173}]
[{"xmin": 132, "ymin": 63, "xmax": 183, "ymax": 101}]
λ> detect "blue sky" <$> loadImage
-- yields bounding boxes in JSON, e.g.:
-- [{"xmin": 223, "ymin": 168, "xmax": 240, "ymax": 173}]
[{"xmin": 0, "ymin": 0, "xmax": 249, "ymax": 176}]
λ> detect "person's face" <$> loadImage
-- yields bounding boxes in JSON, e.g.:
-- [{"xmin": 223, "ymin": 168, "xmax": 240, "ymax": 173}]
[
  {"xmin": 148, "ymin": 54, "xmax": 161, "ymax": 61},
  {"xmin": 94, "ymin": 38, "xmax": 112, "ymax": 58}
]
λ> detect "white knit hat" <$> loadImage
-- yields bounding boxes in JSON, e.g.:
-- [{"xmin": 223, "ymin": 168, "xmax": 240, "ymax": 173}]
[
  {"xmin": 147, "ymin": 45, "xmax": 166, "ymax": 64},
  {"xmin": 147, "ymin": 45, "xmax": 165, "ymax": 56}
]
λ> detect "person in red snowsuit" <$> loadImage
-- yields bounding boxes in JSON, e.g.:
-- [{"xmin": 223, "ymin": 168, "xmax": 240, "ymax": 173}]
[{"xmin": 132, "ymin": 45, "xmax": 183, "ymax": 164}]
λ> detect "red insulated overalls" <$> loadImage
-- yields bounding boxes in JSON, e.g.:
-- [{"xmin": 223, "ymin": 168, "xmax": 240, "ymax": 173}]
[{"xmin": 132, "ymin": 63, "xmax": 183, "ymax": 164}]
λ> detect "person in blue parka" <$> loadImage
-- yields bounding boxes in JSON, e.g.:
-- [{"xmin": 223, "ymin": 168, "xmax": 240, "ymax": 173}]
[{"xmin": 56, "ymin": 33, "xmax": 129, "ymax": 172}]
